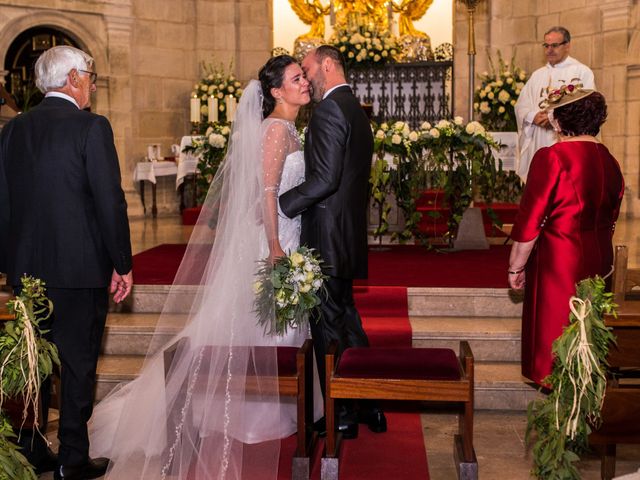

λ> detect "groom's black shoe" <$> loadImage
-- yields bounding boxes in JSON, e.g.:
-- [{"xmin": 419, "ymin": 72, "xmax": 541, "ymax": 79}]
[
  {"xmin": 313, "ymin": 416, "xmax": 359, "ymax": 439},
  {"xmin": 358, "ymin": 407, "xmax": 387, "ymax": 433},
  {"xmin": 54, "ymin": 457, "xmax": 109, "ymax": 480},
  {"xmin": 33, "ymin": 447, "xmax": 58, "ymax": 474}
]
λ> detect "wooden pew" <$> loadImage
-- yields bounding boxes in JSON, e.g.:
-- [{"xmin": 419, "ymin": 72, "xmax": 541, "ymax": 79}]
[
  {"xmin": 322, "ymin": 341, "xmax": 476, "ymax": 480},
  {"xmin": 611, "ymin": 245, "xmax": 640, "ymax": 304}
]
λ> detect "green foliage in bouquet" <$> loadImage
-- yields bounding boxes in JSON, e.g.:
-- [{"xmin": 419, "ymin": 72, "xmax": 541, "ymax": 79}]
[
  {"xmin": 254, "ymin": 247, "xmax": 328, "ymax": 336},
  {"xmin": 183, "ymin": 123, "xmax": 231, "ymax": 205},
  {"xmin": 526, "ymin": 276, "xmax": 616, "ymax": 480},
  {"xmin": 329, "ymin": 17, "xmax": 398, "ymax": 69},
  {"xmin": 0, "ymin": 414, "xmax": 36, "ymax": 480},
  {"xmin": 369, "ymin": 156, "xmax": 392, "ymax": 241},
  {"xmin": 474, "ymin": 51, "xmax": 528, "ymax": 132},
  {"xmin": 191, "ymin": 61, "xmax": 243, "ymax": 124}
]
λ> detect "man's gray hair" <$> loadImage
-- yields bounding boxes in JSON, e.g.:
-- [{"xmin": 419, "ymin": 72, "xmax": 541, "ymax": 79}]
[
  {"xmin": 545, "ymin": 26, "xmax": 571, "ymax": 43},
  {"xmin": 34, "ymin": 46, "xmax": 94, "ymax": 93}
]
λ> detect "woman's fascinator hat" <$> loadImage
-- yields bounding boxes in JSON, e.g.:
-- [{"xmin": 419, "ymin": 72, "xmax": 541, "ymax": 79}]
[{"xmin": 539, "ymin": 80, "xmax": 595, "ymax": 111}]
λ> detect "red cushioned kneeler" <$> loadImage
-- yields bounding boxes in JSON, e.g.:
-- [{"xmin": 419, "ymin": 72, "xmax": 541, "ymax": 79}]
[{"xmin": 322, "ymin": 342, "xmax": 477, "ymax": 480}]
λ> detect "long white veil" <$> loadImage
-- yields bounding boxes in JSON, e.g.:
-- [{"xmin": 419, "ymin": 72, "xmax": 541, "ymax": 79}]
[{"xmin": 89, "ymin": 80, "xmax": 283, "ymax": 479}]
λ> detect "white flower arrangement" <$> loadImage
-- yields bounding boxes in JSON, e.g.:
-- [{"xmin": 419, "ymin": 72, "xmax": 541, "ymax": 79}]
[
  {"xmin": 329, "ymin": 17, "xmax": 398, "ymax": 68},
  {"xmin": 473, "ymin": 51, "xmax": 528, "ymax": 131},
  {"xmin": 191, "ymin": 62, "xmax": 243, "ymax": 123},
  {"xmin": 253, "ymin": 246, "xmax": 327, "ymax": 336}
]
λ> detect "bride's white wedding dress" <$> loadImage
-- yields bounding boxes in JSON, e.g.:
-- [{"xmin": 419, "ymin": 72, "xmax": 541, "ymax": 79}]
[{"xmin": 88, "ymin": 83, "xmax": 321, "ymax": 480}]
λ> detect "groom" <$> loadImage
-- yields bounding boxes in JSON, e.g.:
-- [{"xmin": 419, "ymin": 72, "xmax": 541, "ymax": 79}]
[{"xmin": 280, "ymin": 45, "xmax": 386, "ymax": 438}]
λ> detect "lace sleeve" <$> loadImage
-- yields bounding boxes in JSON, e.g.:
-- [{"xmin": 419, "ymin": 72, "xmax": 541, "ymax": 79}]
[{"xmin": 262, "ymin": 120, "xmax": 290, "ymax": 256}]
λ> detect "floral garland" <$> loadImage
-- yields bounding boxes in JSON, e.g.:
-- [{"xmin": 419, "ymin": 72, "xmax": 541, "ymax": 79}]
[
  {"xmin": 329, "ymin": 18, "xmax": 398, "ymax": 68},
  {"xmin": 474, "ymin": 52, "xmax": 528, "ymax": 132},
  {"xmin": 526, "ymin": 276, "xmax": 616, "ymax": 479},
  {"xmin": 191, "ymin": 62, "xmax": 243, "ymax": 124}
]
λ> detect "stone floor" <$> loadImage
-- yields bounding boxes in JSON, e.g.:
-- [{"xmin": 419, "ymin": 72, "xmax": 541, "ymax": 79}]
[{"xmin": 36, "ymin": 213, "xmax": 640, "ymax": 479}]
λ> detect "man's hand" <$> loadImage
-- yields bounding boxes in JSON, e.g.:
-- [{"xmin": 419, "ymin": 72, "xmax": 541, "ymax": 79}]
[
  {"xmin": 533, "ymin": 110, "xmax": 551, "ymax": 128},
  {"xmin": 110, "ymin": 269, "xmax": 133, "ymax": 303}
]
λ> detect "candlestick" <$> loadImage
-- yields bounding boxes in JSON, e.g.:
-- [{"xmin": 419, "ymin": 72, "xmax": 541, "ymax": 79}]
[
  {"xmin": 190, "ymin": 96, "xmax": 200, "ymax": 123},
  {"xmin": 208, "ymin": 96, "xmax": 218, "ymax": 123}
]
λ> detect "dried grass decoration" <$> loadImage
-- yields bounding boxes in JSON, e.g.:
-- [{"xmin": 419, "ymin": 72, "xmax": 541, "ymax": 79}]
[
  {"xmin": 526, "ymin": 276, "xmax": 617, "ymax": 479},
  {"xmin": 0, "ymin": 276, "xmax": 59, "ymax": 434}
]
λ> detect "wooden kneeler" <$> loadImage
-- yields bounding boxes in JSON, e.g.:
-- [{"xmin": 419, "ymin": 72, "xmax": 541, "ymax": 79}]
[
  {"xmin": 322, "ymin": 341, "xmax": 477, "ymax": 480},
  {"xmin": 163, "ymin": 338, "xmax": 317, "ymax": 480}
]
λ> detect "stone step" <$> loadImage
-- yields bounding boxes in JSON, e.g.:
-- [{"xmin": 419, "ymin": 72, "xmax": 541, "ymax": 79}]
[
  {"xmin": 114, "ymin": 284, "xmax": 524, "ymax": 318},
  {"xmin": 95, "ymin": 355, "xmax": 541, "ymax": 411},
  {"xmin": 411, "ymin": 316, "xmax": 521, "ymax": 362},
  {"xmin": 103, "ymin": 312, "xmax": 522, "ymax": 362}
]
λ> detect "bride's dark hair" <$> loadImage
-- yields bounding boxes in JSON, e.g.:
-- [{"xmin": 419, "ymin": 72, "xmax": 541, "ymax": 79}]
[{"xmin": 258, "ymin": 54, "xmax": 298, "ymax": 118}]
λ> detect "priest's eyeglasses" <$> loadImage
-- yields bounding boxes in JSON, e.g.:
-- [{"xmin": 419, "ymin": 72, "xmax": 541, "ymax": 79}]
[
  {"xmin": 79, "ymin": 70, "xmax": 98, "ymax": 84},
  {"xmin": 542, "ymin": 41, "xmax": 568, "ymax": 49}
]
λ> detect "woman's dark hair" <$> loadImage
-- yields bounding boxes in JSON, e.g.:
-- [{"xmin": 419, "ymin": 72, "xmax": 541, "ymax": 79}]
[
  {"xmin": 258, "ymin": 54, "xmax": 298, "ymax": 118},
  {"xmin": 553, "ymin": 91, "xmax": 608, "ymax": 136}
]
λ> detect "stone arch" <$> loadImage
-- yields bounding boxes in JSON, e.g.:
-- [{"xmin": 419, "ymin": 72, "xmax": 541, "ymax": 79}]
[{"xmin": 0, "ymin": 11, "xmax": 109, "ymax": 77}]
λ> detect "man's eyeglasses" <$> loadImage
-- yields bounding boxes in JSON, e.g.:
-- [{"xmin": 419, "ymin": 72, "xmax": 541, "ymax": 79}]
[
  {"xmin": 542, "ymin": 41, "xmax": 568, "ymax": 49},
  {"xmin": 79, "ymin": 70, "xmax": 98, "ymax": 84}
]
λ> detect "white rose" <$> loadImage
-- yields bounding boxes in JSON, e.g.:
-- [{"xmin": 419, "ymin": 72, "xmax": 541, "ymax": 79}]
[
  {"xmin": 480, "ymin": 101, "xmax": 491, "ymax": 114},
  {"xmin": 496, "ymin": 80, "xmax": 504, "ymax": 87},
  {"xmin": 205, "ymin": 126, "xmax": 214, "ymax": 136},
  {"xmin": 391, "ymin": 134, "xmax": 402, "ymax": 144},
  {"xmin": 381, "ymin": 122, "xmax": 389, "ymax": 130},
  {"xmin": 429, "ymin": 128, "xmax": 440, "ymax": 138},
  {"xmin": 498, "ymin": 90, "xmax": 511, "ymax": 103},
  {"xmin": 420, "ymin": 121, "xmax": 431, "ymax": 130},
  {"xmin": 221, "ymin": 126, "xmax": 230, "ymax": 135},
  {"xmin": 374, "ymin": 54, "xmax": 381, "ymax": 62},
  {"xmin": 375, "ymin": 130, "xmax": 385, "ymax": 139},
  {"xmin": 200, "ymin": 85, "xmax": 207, "ymax": 92},
  {"xmin": 479, "ymin": 91, "xmax": 486, "ymax": 99},
  {"xmin": 436, "ymin": 119, "xmax": 450, "ymax": 129},
  {"xmin": 506, "ymin": 77, "xmax": 513, "ymax": 84},
  {"xmin": 487, "ymin": 92, "xmax": 495, "ymax": 100},
  {"xmin": 408, "ymin": 131, "xmax": 419, "ymax": 142},
  {"xmin": 498, "ymin": 106, "xmax": 505, "ymax": 113},
  {"xmin": 228, "ymin": 86, "xmax": 235, "ymax": 93},
  {"xmin": 208, "ymin": 133, "xmax": 226, "ymax": 148},
  {"xmin": 454, "ymin": 116, "xmax": 463, "ymax": 125},
  {"xmin": 510, "ymin": 100, "xmax": 516, "ymax": 106}
]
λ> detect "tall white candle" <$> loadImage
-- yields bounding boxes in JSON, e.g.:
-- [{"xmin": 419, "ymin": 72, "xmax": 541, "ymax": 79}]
[
  {"xmin": 229, "ymin": 95, "xmax": 236, "ymax": 122},
  {"xmin": 190, "ymin": 96, "xmax": 200, "ymax": 123},
  {"xmin": 208, "ymin": 96, "xmax": 218, "ymax": 123}
]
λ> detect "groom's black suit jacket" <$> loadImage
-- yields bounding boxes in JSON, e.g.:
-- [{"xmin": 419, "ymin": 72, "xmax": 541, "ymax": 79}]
[
  {"xmin": 280, "ymin": 85, "xmax": 373, "ymax": 279},
  {"xmin": 0, "ymin": 96, "xmax": 132, "ymax": 286}
]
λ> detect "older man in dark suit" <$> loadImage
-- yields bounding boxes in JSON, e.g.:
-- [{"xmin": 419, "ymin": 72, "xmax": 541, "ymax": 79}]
[
  {"xmin": 280, "ymin": 45, "xmax": 386, "ymax": 438},
  {"xmin": 0, "ymin": 46, "xmax": 132, "ymax": 480}
]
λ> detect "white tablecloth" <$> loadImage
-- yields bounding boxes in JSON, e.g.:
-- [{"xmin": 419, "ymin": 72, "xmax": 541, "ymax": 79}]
[{"xmin": 133, "ymin": 136, "xmax": 202, "ymax": 190}]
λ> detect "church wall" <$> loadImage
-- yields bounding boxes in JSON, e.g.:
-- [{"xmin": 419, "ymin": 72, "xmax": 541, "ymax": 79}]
[
  {"xmin": 0, "ymin": 0, "xmax": 272, "ymax": 217},
  {"xmin": 454, "ymin": 0, "xmax": 640, "ymax": 217}
]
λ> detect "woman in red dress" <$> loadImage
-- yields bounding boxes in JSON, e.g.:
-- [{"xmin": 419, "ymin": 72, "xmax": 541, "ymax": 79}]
[{"xmin": 508, "ymin": 88, "xmax": 624, "ymax": 385}]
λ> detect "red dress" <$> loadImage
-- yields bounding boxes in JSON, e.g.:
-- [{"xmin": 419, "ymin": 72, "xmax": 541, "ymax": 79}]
[{"xmin": 511, "ymin": 141, "xmax": 624, "ymax": 385}]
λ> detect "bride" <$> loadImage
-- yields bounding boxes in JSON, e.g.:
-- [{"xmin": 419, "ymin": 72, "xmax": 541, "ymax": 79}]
[{"xmin": 88, "ymin": 55, "xmax": 322, "ymax": 479}]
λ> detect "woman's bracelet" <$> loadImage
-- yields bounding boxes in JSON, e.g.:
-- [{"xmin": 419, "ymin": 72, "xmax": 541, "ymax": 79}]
[{"xmin": 508, "ymin": 268, "xmax": 525, "ymax": 275}]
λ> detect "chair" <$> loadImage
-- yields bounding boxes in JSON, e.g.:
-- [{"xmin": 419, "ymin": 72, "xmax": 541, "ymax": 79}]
[
  {"xmin": 322, "ymin": 341, "xmax": 477, "ymax": 480},
  {"xmin": 611, "ymin": 245, "xmax": 640, "ymax": 304},
  {"xmin": 163, "ymin": 338, "xmax": 317, "ymax": 480}
]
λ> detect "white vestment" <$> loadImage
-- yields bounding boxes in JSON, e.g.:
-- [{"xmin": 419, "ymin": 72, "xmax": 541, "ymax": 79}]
[{"xmin": 514, "ymin": 56, "xmax": 595, "ymax": 180}]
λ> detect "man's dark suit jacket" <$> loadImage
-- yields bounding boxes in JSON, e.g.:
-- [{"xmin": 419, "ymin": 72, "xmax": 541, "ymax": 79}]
[
  {"xmin": 0, "ymin": 96, "xmax": 131, "ymax": 287},
  {"xmin": 280, "ymin": 85, "xmax": 373, "ymax": 279}
]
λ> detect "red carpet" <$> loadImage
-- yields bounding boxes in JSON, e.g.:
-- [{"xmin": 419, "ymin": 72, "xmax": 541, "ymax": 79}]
[
  {"xmin": 277, "ymin": 412, "xmax": 429, "ymax": 479},
  {"xmin": 133, "ymin": 243, "xmax": 510, "ymax": 289}
]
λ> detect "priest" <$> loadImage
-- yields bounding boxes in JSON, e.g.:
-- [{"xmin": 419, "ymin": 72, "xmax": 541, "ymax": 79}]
[{"xmin": 514, "ymin": 26, "xmax": 595, "ymax": 181}]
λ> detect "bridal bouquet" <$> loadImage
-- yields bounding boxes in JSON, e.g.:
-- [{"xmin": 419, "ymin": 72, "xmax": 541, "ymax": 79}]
[{"xmin": 254, "ymin": 247, "xmax": 327, "ymax": 336}]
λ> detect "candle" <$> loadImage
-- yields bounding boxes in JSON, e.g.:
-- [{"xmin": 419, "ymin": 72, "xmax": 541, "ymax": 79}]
[
  {"xmin": 190, "ymin": 96, "xmax": 200, "ymax": 123},
  {"xmin": 226, "ymin": 95, "xmax": 236, "ymax": 122},
  {"xmin": 208, "ymin": 96, "xmax": 218, "ymax": 123}
]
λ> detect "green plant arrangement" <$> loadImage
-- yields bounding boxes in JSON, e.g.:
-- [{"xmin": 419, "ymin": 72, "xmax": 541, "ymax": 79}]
[
  {"xmin": 526, "ymin": 276, "xmax": 616, "ymax": 480},
  {"xmin": 0, "ymin": 414, "xmax": 36, "ymax": 480},
  {"xmin": 420, "ymin": 118, "xmax": 501, "ymax": 241},
  {"xmin": 0, "ymin": 275, "xmax": 59, "ymax": 479},
  {"xmin": 191, "ymin": 61, "xmax": 243, "ymax": 124},
  {"xmin": 473, "ymin": 51, "xmax": 528, "ymax": 132},
  {"xmin": 182, "ymin": 123, "xmax": 231, "ymax": 205},
  {"xmin": 329, "ymin": 17, "xmax": 398, "ymax": 68},
  {"xmin": 369, "ymin": 156, "xmax": 392, "ymax": 242},
  {"xmin": 372, "ymin": 121, "xmax": 426, "ymax": 243}
]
